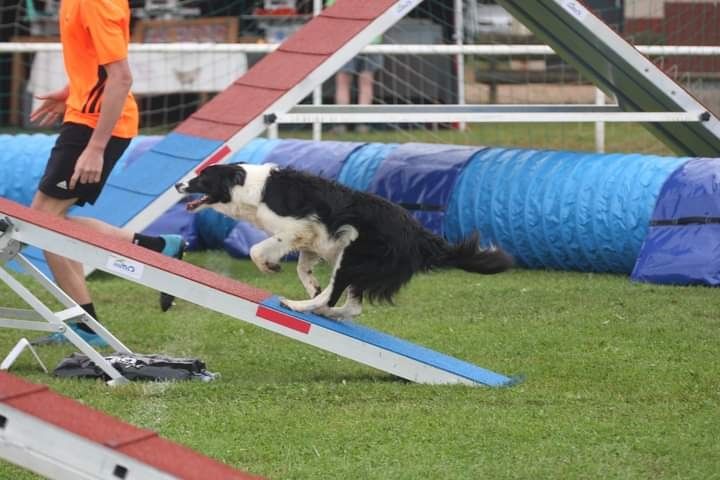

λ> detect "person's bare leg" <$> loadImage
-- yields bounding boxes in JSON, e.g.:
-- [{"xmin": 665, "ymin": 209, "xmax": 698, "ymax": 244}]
[
  {"xmin": 30, "ymin": 191, "xmax": 133, "ymax": 305},
  {"xmin": 72, "ymin": 217, "xmax": 133, "ymax": 242},
  {"xmin": 335, "ymin": 71, "xmax": 352, "ymax": 106},
  {"xmin": 356, "ymin": 70, "xmax": 375, "ymax": 133},
  {"xmin": 334, "ymin": 71, "xmax": 352, "ymax": 134},
  {"xmin": 358, "ymin": 70, "xmax": 375, "ymax": 105},
  {"xmin": 31, "ymin": 192, "xmax": 92, "ymax": 304}
]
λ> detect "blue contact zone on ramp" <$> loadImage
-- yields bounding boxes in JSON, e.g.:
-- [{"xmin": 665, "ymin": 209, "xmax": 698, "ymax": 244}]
[
  {"xmin": 631, "ymin": 158, "xmax": 720, "ymax": 285},
  {"xmin": 261, "ymin": 296, "xmax": 516, "ymax": 387},
  {"xmin": 445, "ymin": 148, "xmax": 689, "ymax": 273}
]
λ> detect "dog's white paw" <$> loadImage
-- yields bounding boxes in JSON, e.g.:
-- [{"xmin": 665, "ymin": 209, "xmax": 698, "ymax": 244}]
[
  {"xmin": 279, "ymin": 297, "xmax": 302, "ymax": 312},
  {"xmin": 314, "ymin": 306, "xmax": 359, "ymax": 321},
  {"xmin": 312, "ymin": 306, "xmax": 345, "ymax": 321},
  {"xmin": 279, "ymin": 297, "xmax": 317, "ymax": 313}
]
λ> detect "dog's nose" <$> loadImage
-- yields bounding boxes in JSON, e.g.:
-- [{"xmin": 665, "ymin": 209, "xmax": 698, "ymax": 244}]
[{"xmin": 175, "ymin": 182, "xmax": 185, "ymax": 192}]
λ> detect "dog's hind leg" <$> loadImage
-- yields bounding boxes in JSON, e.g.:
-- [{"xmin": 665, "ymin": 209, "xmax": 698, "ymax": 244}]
[
  {"xmin": 280, "ymin": 225, "xmax": 357, "ymax": 315},
  {"xmin": 249, "ymin": 233, "xmax": 295, "ymax": 273},
  {"xmin": 280, "ymin": 248, "xmax": 345, "ymax": 313},
  {"xmin": 314, "ymin": 287, "xmax": 363, "ymax": 320},
  {"xmin": 297, "ymin": 250, "xmax": 322, "ymax": 298}
]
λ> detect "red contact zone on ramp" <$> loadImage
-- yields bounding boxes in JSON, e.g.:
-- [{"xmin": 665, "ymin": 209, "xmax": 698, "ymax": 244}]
[
  {"xmin": 256, "ymin": 305, "xmax": 312, "ymax": 334},
  {"xmin": 0, "ymin": 197, "xmax": 271, "ymax": 305},
  {"xmin": 0, "ymin": 372, "xmax": 263, "ymax": 479},
  {"xmin": 176, "ymin": 0, "xmax": 403, "ymax": 141}
]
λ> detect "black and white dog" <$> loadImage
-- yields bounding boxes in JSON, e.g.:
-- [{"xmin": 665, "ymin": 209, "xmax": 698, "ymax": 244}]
[{"xmin": 176, "ymin": 164, "xmax": 513, "ymax": 320}]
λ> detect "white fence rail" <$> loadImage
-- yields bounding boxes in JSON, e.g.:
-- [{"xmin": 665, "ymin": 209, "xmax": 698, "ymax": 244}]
[{"xmin": 3, "ymin": 42, "xmax": 720, "ymax": 56}]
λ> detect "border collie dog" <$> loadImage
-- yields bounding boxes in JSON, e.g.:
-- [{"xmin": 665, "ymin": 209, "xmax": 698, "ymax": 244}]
[{"xmin": 176, "ymin": 164, "xmax": 513, "ymax": 320}]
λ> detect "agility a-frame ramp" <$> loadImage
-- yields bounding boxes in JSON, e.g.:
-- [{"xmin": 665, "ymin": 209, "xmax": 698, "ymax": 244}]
[
  {"xmin": 0, "ymin": 198, "xmax": 515, "ymax": 387},
  {"xmin": 495, "ymin": 0, "xmax": 720, "ymax": 157},
  {"xmin": 0, "ymin": 371, "xmax": 262, "ymax": 479}
]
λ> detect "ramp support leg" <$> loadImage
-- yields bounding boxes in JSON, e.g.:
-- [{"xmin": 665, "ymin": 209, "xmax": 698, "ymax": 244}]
[{"xmin": 0, "ymin": 224, "xmax": 130, "ymax": 385}]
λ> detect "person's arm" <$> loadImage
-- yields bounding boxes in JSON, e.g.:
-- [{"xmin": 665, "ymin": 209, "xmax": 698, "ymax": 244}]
[
  {"xmin": 69, "ymin": 59, "xmax": 132, "ymax": 189},
  {"xmin": 29, "ymin": 85, "xmax": 69, "ymax": 127},
  {"xmin": 87, "ymin": 59, "xmax": 133, "ymax": 152}
]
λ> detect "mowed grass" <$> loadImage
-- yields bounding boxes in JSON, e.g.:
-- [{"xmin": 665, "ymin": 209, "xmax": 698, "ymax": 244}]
[
  {"xmin": 0, "ymin": 251, "xmax": 717, "ymax": 479},
  {"xmin": 282, "ymin": 122, "xmax": 674, "ymax": 155}
]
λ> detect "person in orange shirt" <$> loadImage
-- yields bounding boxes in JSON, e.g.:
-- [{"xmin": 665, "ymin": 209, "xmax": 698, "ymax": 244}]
[{"xmin": 30, "ymin": 0, "xmax": 184, "ymax": 347}]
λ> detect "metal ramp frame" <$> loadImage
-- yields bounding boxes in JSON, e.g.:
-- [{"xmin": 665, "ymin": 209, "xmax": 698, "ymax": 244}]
[
  {"xmin": 0, "ymin": 197, "xmax": 515, "ymax": 387},
  {"xmin": 496, "ymin": 0, "xmax": 720, "ymax": 157},
  {"xmin": 0, "ymin": 221, "xmax": 132, "ymax": 386}
]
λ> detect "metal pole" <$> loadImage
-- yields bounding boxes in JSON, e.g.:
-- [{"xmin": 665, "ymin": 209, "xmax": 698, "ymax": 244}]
[
  {"xmin": 595, "ymin": 87, "xmax": 606, "ymax": 153},
  {"xmin": 312, "ymin": 0, "xmax": 323, "ymax": 141},
  {"xmin": 454, "ymin": 0, "xmax": 466, "ymax": 132}
]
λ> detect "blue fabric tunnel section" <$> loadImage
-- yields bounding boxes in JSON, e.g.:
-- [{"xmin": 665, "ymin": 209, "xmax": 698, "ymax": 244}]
[
  {"xmin": 338, "ymin": 142, "xmax": 399, "ymax": 191},
  {"xmin": 261, "ymin": 139, "xmax": 365, "ymax": 179},
  {"xmin": 445, "ymin": 148, "xmax": 689, "ymax": 273},
  {"xmin": 0, "ymin": 133, "xmax": 59, "ymax": 206},
  {"xmin": 631, "ymin": 158, "xmax": 720, "ymax": 285},
  {"xmin": 2, "ymin": 134, "xmax": 708, "ymax": 281},
  {"xmin": 368, "ymin": 143, "xmax": 482, "ymax": 236}
]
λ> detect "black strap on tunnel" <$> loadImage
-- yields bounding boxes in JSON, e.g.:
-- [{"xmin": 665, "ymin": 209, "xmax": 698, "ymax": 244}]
[
  {"xmin": 399, "ymin": 203, "xmax": 444, "ymax": 212},
  {"xmin": 651, "ymin": 217, "xmax": 720, "ymax": 226}
]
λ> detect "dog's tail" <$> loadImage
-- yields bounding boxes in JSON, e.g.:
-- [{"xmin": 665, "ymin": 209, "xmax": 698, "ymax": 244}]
[{"xmin": 428, "ymin": 231, "xmax": 513, "ymax": 274}]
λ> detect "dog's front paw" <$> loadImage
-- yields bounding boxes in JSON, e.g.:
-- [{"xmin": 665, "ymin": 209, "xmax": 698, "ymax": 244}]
[
  {"xmin": 279, "ymin": 297, "xmax": 295, "ymax": 310},
  {"xmin": 265, "ymin": 262, "xmax": 282, "ymax": 273},
  {"xmin": 255, "ymin": 261, "xmax": 281, "ymax": 274}
]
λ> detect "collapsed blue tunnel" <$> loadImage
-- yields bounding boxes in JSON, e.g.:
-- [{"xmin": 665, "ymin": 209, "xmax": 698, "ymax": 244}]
[{"xmin": 1, "ymin": 133, "xmax": 714, "ymax": 284}]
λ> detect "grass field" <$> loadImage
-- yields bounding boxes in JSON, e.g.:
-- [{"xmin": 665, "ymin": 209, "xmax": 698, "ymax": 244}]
[
  {"xmin": 0, "ymin": 251, "xmax": 717, "ymax": 479},
  {"xmin": 3, "ymin": 122, "xmax": 675, "ymax": 156},
  {"xmin": 273, "ymin": 122, "xmax": 674, "ymax": 156}
]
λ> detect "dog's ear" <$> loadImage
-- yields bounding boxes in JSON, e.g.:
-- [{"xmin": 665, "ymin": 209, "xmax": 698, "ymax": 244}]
[{"xmin": 232, "ymin": 165, "xmax": 247, "ymax": 186}]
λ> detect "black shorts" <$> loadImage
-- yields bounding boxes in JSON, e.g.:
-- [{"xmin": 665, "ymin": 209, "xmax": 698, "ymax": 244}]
[{"xmin": 38, "ymin": 122, "xmax": 132, "ymax": 206}]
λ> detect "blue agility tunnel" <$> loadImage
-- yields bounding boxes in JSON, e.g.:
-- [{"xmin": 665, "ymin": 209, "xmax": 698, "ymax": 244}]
[
  {"xmin": 2, "ymin": 134, "xmax": 716, "ymax": 286},
  {"xmin": 445, "ymin": 148, "xmax": 689, "ymax": 273},
  {"xmin": 631, "ymin": 158, "xmax": 720, "ymax": 286}
]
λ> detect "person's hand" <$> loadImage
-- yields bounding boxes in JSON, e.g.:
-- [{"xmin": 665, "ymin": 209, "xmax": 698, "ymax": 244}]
[
  {"xmin": 29, "ymin": 87, "xmax": 68, "ymax": 127},
  {"xmin": 69, "ymin": 144, "xmax": 104, "ymax": 190}
]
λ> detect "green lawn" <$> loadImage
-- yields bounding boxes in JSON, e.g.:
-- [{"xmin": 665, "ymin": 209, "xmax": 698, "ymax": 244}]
[
  {"xmin": 3, "ymin": 122, "xmax": 675, "ymax": 156},
  {"xmin": 282, "ymin": 122, "xmax": 674, "ymax": 155},
  {"xmin": 0, "ymin": 252, "xmax": 717, "ymax": 479}
]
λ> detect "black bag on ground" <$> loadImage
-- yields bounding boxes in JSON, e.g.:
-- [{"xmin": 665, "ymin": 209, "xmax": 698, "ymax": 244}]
[{"xmin": 53, "ymin": 352, "xmax": 217, "ymax": 382}]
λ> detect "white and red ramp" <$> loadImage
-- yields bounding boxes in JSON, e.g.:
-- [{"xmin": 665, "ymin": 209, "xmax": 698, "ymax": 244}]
[
  {"xmin": 0, "ymin": 197, "xmax": 514, "ymax": 387},
  {"xmin": 0, "ymin": 371, "xmax": 263, "ymax": 479}
]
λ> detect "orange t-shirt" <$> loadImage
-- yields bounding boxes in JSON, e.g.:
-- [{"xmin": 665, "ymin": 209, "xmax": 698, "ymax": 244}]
[{"xmin": 60, "ymin": 0, "xmax": 138, "ymax": 138}]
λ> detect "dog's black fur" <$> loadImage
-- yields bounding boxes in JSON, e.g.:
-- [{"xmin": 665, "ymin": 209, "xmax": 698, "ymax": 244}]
[{"xmin": 177, "ymin": 164, "xmax": 513, "ymax": 317}]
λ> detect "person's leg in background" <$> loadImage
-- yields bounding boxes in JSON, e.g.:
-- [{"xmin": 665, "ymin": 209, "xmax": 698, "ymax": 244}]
[
  {"xmin": 31, "ymin": 125, "xmax": 185, "ymax": 346},
  {"xmin": 333, "ymin": 58, "xmax": 359, "ymax": 134},
  {"xmin": 355, "ymin": 55, "xmax": 383, "ymax": 134}
]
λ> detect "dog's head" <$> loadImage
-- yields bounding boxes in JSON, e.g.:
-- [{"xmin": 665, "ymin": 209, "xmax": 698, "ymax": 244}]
[{"xmin": 175, "ymin": 164, "xmax": 247, "ymax": 212}]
